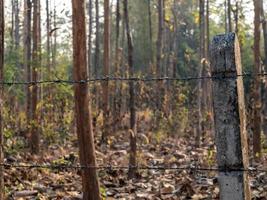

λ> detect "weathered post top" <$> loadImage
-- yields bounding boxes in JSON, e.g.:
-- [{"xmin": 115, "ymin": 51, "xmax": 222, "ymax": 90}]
[
  {"xmin": 211, "ymin": 33, "xmax": 251, "ymax": 200},
  {"xmin": 211, "ymin": 32, "xmax": 243, "ymax": 76}
]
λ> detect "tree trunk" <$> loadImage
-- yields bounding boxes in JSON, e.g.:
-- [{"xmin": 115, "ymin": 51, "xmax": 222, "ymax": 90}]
[
  {"xmin": 0, "ymin": 0, "xmax": 4, "ymax": 198},
  {"xmin": 10, "ymin": 0, "xmax": 15, "ymax": 51},
  {"xmin": 261, "ymin": 0, "xmax": 267, "ymax": 136},
  {"xmin": 46, "ymin": 0, "xmax": 51, "ymax": 77},
  {"xmin": 94, "ymin": 0, "xmax": 100, "ymax": 78},
  {"xmin": 123, "ymin": 0, "xmax": 137, "ymax": 179},
  {"xmin": 156, "ymin": 0, "xmax": 163, "ymax": 77},
  {"xmin": 31, "ymin": 0, "xmax": 41, "ymax": 154},
  {"xmin": 71, "ymin": 1, "xmax": 101, "ymax": 199},
  {"xmin": 14, "ymin": 0, "xmax": 20, "ymax": 48},
  {"xmin": 101, "ymin": 0, "xmax": 110, "ymax": 143},
  {"xmin": 52, "ymin": 4, "xmax": 57, "ymax": 69},
  {"xmin": 253, "ymin": 0, "xmax": 262, "ymax": 161},
  {"xmin": 197, "ymin": 0, "xmax": 205, "ymax": 147},
  {"xmin": 24, "ymin": 0, "xmax": 32, "ymax": 135},
  {"xmin": 227, "ymin": 0, "xmax": 232, "ymax": 32},
  {"xmin": 88, "ymin": 0, "xmax": 93, "ymax": 78},
  {"xmin": 113, "ymin": 0, "xmax": 121, "ymax": 130},
  {"xmin": 234, "ymin": 1, "xmax": 239, "ymax": 34},
  {"xmin": 148, "ymin": 0, "xmax": 153, "ymax": 67}
]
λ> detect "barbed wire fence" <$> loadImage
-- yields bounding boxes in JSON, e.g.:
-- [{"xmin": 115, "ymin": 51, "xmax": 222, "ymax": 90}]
[
  {"xmin": 0, "ymin": 72, "xmax": 266, "ymax": 85},
  {"xmin": 1, "ymin": 71, "xmax": 267, "ymax": 196}
]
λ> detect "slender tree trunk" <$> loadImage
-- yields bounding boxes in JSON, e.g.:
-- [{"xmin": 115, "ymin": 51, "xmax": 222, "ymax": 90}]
[
  {"xmin": 14, "ymin": 0, "xmax": 20, "ymax": 70},
  {"xmin": 253, "ymin": 0, "xmax": 262, "ymax": 161},
  {"xmin": 156, "ymin": 0, "xmax": 163, "ymax": 77},
  {"xmin": 71, "ymin": 1, "xmax": 100, "ymax": 199},
  {"xmin": 197, "ymin": 0, "xmax": 205, "ymax": 146},
  {"xmin": 234, "ymin": 1, "xmax": 239, "ymax": 34},
  {"xmin": 14, "ymin": 0, "xmax": 20, "ymax": 48},
  {"xmin": 262, "ymin": 1, "xmax": 267, "ymax": 136},
  {"xmin": 24, "ymin": 0, "xmax": 32, "ymax": 135},
  {"xmin": 88, "ymin": 0, "xmax": 93, "ymax": 78},
  {"xmin": 156, "ymin": 0, "xmax": 164, "ymax": 114},
  {"xmin": 46, "ymin": 0, "xmax": 51, "ymax": 77},
  {"xmin": 227, "ymin": 0, "xmax": 232, "ymax": 32},
  {"xmin": 124, "ymin": 0, "xmax": 137, "ymax": 179},
  {"xmin": 31, "ymin": 0, "xmax": 41, "ymax": 154},
  {"xmin": 113, "ymin": 0, "xmax": 121, "ymax": 130},
  {"xmin": 45, "ymin": 0, "xmax": 51, "ymax": 125},
  {"xmin": 52, "ymin": 4, "xmax": 57, "ymax": 69},
  {"xmin": 101, "ymin": 0, "xmax": 110, "ymax": 143},
  {"xmin": 148, "ymin": 0, "xmax": 153, "ymax": 67},
  {"xmin": 94, "ymin": 0, "xmax": 100, "ymax": 78},
  {"xmin": 224, "ymin": 0, "xmax": 227, "ymax": 33},
  {"xmin": 0, "ymin": 0, "xmax": 4, "ymax": 198},
  {"xmin": 11, "ymin": 0, "xmax": 15, "ymax": 51},
  {"xmin": 115, "ymin": 0, "xmax": 120, "ymax": 74}
]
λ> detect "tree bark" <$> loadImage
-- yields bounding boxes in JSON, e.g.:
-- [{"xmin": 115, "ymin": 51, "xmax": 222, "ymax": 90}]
[
  {"xmin": 197, "ymin": 0, "xmax": 205, "ymax": 146},
  {"xmin": 101, "ymin": 0, "xmax": 110, "ymax": 143},
  {"xmin": 46, "ymin": 0, "xmax": 51, "ymax": 77},
  {"xmin": 148, "ymin": 0, "xmax": 153, "ymax": 66},
  {"xmin": 261, "ymin": 0, "xmax": 267, "ymax": 136},
  {"xmin": 72, "ymin": 1, "xmax": 101, "ymax": 199},
  {"xmin": 227, "ymin": 0, "xmax": 232, "ymax": 32},
  {"xmin": 14, "ymin": 0, "xmax": 20, "ymax": 47},
  {"xmin": 253, "ymin": 0, "xmax": 262, "ymax": 161},
  {"xmin": 234, "ymin": 1, "xmax": 239, "ymax": 34},
  {"xmin": 94, "ymin": 0, "xmax": 100, "ymax": 78},
  {"xmin": 156, "ymin": 0, "xmax": 163, "ymax": 77},
  {"xmin": 0, "ymin": 0, "xmax": 4, "ymax": 198},
  {"xmin": 88, "ymin": 0, "xmax": 93, "ymax": 78},
  {"xmin": 30, "ymin": 0, "xmax": 41, "ymax": 154},
  {"xmin": 124, "ymin": 0, "xmax": 137, "ymax": 179},
  {"xmin": 24, "ymin": 0, "xmax": 32, "ymax": 134},
  {"xmin": 52, "ymin": 4, "xmax": 57, "ymax": 70}
]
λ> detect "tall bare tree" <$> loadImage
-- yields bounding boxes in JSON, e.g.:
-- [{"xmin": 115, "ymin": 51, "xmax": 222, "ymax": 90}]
[
  {"xmin": 24, "ymin": 0, "xmax": 32, "ymax": 130},
  {"xmin": 227, "ymin": 0, "xmax": 232, "ymax": 32},
  {"xmin": 46, "ymin": 0, "xmax": 51, "ymax": 76},
  {"xmin": 197, "ymin": 0, "xmax": 205, "ymax": 146},
  {"xmin": 31, "ymin": 0, "xmax": 41, "ymax": 154},
  {"xmin": 0, "ymin": 0, "xmax": 4, "ymax": 198},
  {"xmin": 253, "ymin": 0, "xmax": 262, "ymax": 160},
  {"xmin": 123, "ymin": 0, "xmax": 137, "ymax": 179},
  {"xmin": 156, "ymin": 0, "xmax": 163, "ymax": 77},
  {"xmin": 101, "ymin": 0, "xmax": 110, "ymax": 143},
  {"xmin": 52, "ymin": 2, "xmax": 57, "ymax": 70},
  {"xmin": 94, "ymin": 0, "xmax": 100, "ymax": 78},
  {"xmin": 14, "ymin": 0, "xmax": 20, "ymax": 51},
  {"xmin": 261, "ymin": 0, "xmax": 267, "ymax": 136},
  {"xmin": 72, "ymin": 0, "xmax": 100, "ymax": 199},
  {"xmin": 88, "ymin": 0, "xmax": 93, "ymax": 78},
  {"xmin": 148, "ymin": 0, "xmax": 153, "ymax": 66}
]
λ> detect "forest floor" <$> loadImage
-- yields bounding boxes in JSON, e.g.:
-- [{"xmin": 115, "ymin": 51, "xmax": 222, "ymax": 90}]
[{"xmin": 4, "ymin": 114, "xmax": 267, "ymax": 200}]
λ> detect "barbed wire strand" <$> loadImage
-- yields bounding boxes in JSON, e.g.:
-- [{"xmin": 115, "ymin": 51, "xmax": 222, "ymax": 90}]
[
  {"xmin": 0, "ymin": 72, "xmax": 266, "ymax": 85},
  {"xmin": 1, "ymin": 163, "xmax": 267, "ymax": 173}
]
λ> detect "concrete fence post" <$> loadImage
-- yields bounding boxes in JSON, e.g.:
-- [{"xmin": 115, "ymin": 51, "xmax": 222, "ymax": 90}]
[{"xmin": 211, "ymin": 33, "xmax": 251, "ymax": 200}]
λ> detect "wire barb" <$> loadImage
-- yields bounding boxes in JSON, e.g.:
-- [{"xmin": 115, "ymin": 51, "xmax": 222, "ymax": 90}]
[{"xmin": 0, "ymin": 72, "xmax": 266, "ymax": 86}]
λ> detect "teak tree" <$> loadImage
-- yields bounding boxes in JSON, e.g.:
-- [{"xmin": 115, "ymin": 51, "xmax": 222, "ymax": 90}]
[
  {"xmin": 101, "ymin": 0, "xmax": 110, "ymax": 143},
  {"xmin": 253, "ymin": 0, "xmax": 262, "ymax": 160},
  {"xmin": 88, "ymin": 0, "xmax": 93, "ymax": 78},
  {"xmin": 31, "ymin": 0, "xmax": 41, "ymax": 154},
  {"xmin": 0, "ymin": 0, "xmax": 4, "ymax": 198},
  {"xmin": 23, "ymin": 0, "xmax": 32, "ymax": 130},
  {"xmin": 261, "ymin": 0, "xmax": 267, "ymax": 136},
  {"xmin": 123, "ymin": 0, "xmax": 137, "ymax": 179},
  {"xmin": 71, "ymin": 0, "xmax": 100, "ymax": 199}
]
